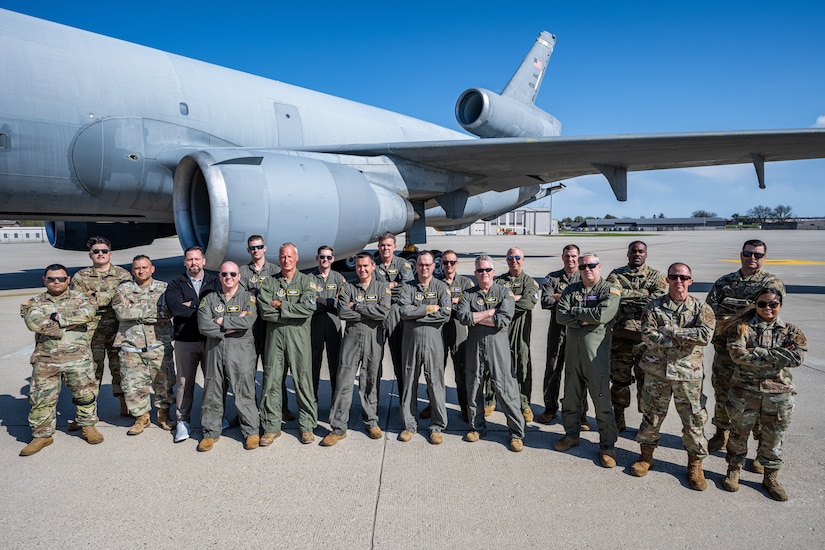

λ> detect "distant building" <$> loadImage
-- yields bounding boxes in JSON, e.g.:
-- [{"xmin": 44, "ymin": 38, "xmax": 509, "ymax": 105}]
[
  {"xmin": 0, "ymin": 226, "xmax": 46, "ymax": 244},
  {"xmin": 571, "ymin": 217, "xmax": 726, "ymax": 231},
  {"xmin": 427, "ymin": 208, "xmax": 557, "ymax": 236}
]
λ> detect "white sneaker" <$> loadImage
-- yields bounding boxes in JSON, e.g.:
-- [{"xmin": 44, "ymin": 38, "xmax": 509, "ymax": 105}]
[{"xmin": 174, "ymin": 421, "xmax": 190, "ymax": 443}]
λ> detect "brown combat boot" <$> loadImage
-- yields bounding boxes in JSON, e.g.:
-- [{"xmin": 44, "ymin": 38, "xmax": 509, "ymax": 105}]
[
  {"xmin": 614, "ymin": 407, "xmax": 626, "ymax": 433},
  {"xmin": 707, "ymin": 429, "xmax": 728, "ymax": 452},
  {"xmin": 20, "ymin": 436, "xmax": 53, "ymax": 456},
  {"xmin": 118, "ymin": 395, "xmax": 130, "ymax": 417},
  {"xmin": 81, "ymin": 426, "xmax": 104, "ymax": 445},
  {"xmin": 630, "ymin": 444, "xmax": 656, "ymax": 477},
  {"xmin": 722, "ymin": 464, "xmax": 740, "ymax": 492},
  {"xmin": 157, "ymin": 408, "xmax": 175, "ymax": 431},
  {"xmin": 127, "ymin": 413, "xmax": 151, "ymax": 436},
  {"xmin": 687, "ymin": 454, "xmax": 707, "ymax": 491},
  {"xmin": 750, "ymin": 457, "xmax": 764, "ymax": 474},
  {"xmin": 762, "ymin": 468, "xmax": 788, "ymax": 501}
]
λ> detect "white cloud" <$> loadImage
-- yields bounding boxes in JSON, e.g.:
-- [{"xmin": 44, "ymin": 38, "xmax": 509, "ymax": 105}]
[{"xmin": 815, "ymin": 115, "xmax": 825, "ymax": 128}]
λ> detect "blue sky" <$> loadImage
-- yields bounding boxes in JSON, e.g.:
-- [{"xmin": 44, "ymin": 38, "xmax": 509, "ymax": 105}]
[{"xmin": 2, "ymin": 1, "xmax": 823, "ymax": 219}]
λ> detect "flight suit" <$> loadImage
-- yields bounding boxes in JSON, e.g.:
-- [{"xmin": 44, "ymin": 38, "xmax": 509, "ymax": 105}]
[
  {"xmin": 328, "ymin": 278, "xmax": 391, "ymax": 435},
  {"xmin": 556, "ymin": 278, "xmax": 620, "ymax": 448},
  {"xmin": 374, "ymin": 256, "xmax": 414, "ymax": 387},
  {"xmin": 437, "ymin": 273, "xmax": 475, "ymax": 416},
  {"xmin": 456, "ymin": 283, "xmax": 525, "ymax": 439},
  {"xmin": 540, "ymin": 268, "xmax": 580, "ymax": 416},
  {"xmin": 258, "ymin": 272, "xmax": 318, "ymax": 434},
  {"xmin": 198, "ymin": 289, "xmax": 260, "ymax": 440},
  {"xmin": 309, "ymin": 268, "xmax": 346, "ymax": 400},
  {"xmin": 398, "ymin": 277, "xmax": 451, "ymax": 434}
]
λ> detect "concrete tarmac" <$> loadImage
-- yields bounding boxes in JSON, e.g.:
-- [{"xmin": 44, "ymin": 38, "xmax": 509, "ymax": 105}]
[{"xmin": 0, "ymin": 231, "xmax": 823, "ymax": 548}]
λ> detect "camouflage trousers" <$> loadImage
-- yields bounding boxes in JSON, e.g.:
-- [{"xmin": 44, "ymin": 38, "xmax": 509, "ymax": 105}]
[
  {"xmin": 119, "ymin": 346, "xmax": 174, "ymax": 416},
  {"xmin": 610, "ymin": 335, "xmax": 644, "ymax": 411},
  {"xmin": 726, "ymin": 387, "xmax": 793, "ymax": 470},
  {"xmin": 710, "ymin": 344, "xmax": 736, "ymax": 429},
  {"xmin": 29, "ymin": 357, "xmax": 98, "ymax": 437},
  {"xmin": 637, "ymin": 372, "xmax": 708, "ymax": 459},
  {"xmin": 91, "ymin": 311, "xmax": 122, "ymax": 396}
]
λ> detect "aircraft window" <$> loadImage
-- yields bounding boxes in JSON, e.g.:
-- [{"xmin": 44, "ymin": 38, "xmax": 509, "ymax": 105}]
[
  {"xmin": 179, "ymin": 103, "xmax": 189, "ymax": 116},
  {"xmin": 0, "ymin": 133, "xmax": 8, "ymax": 149}
]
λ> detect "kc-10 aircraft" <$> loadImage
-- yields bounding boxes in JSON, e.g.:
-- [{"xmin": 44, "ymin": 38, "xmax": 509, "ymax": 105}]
[{"xmin": 1, "ymin": 9, "xmax": 824, "ymax": 269}]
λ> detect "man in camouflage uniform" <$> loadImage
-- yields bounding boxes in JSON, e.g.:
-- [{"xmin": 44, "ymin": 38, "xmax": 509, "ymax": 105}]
[
  {"xmin": 197, "ymin": 261, "xmax": 260, "ymax": 451},
  {"xmin": 489, "ymin": 247, "xmax": 539, "ymax": 422},
  {"xmin": 258, "ymin": 243, "xmax": 318, "ymax": 446},
  {"xmin": 20, "ymin": 264, "xmax": 104, "ymax": 456},
  {"xmin": 70, "ymin": 236, "xmax": 132, "ymax": 418},
  {"xmin": 309, "ymin": 245, "xmax": 347, "ymax": 405},
  {"xmin": 706, "ymin": 239, "xmax": 785, "ymax": 454},
  {"xmin": 321, "ymin": 253, "xmax": 391, "ymax": 446},
  {"xmin": 397, "ymin": 251, "xmax": 452, "ymax": 444},
  {"xmin": 111, "ymin": 255, "xmax": 175, "ymax": 436},
  {"xmin": 606, "ymin": 241, "xmax": 668, "ymax": 431},
  {"xmin": 457, "ymin": 254, "xmax": 525, "ymax": 452},
  {"xmin": 539, "ymin": 244, "xmax": 588, "ymax": 428},
  {"xmin": 239, "ymin": 234, "xmax": 293, "ymax": 421},
  {"xmin": 554, "ymin": 253, "xmax": 621, "ymax": 468},
  {"xmin": 436, "ymin": 249, "xmax": 474, "ymax": 422},
  {"xmin": 629, "ymin": 263, "xmax": 715, "ymax": 491},
  {"xmin": 374, "ymin": 232, "xmax": 414, "ymax": 391}
]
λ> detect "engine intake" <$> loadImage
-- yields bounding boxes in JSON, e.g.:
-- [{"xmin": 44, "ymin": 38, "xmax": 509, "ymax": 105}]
[
  {"xmin": 173, "ymin": 150, "xmax": 414, "ymax": 270},
  {"xmin": 455, "ymin": 88, "xmax": 561, "ymax": 139}
]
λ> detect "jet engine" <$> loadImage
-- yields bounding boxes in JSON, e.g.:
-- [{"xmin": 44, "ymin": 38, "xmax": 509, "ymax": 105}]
[
  {"xmin": 455, "ymin": 88, "xmax": 561, "ymax": 139},
  {"xmin": 173, "ymin": 150, "xmax": 414, "ymax": 270},
  {"xmin": 46, "ymin": 221, "xmax": 176, "ymax": 251}
]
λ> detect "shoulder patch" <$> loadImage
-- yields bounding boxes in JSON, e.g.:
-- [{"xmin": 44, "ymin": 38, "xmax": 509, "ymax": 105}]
[{"xmin": 610, "ymin": 287, "xmax": 622, "ymax": 296}]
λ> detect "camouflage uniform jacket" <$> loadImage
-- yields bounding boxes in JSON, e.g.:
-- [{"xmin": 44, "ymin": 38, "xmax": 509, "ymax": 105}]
[
  {"xmin": 70, "ymin": 264, "xmax": 132, "ymax": 312},
  {"xmin": 309, "ymin": 268, "xmax": 347, "ymax": 317},
  {"xmin": 639, "ymin": 294, "xmax": 715, "ymax": 381},
  {"xmin": 111, "ymin": 278, "xmax": 172, "ymax": 351},
  {"xmin": 239, "ymin": 261, "xmax": 279, "ymax": 297},
  {"xmin": 726, "ymin": 316, "xmax": 806, "ymax": 393},
  {"xmin": 495, "ymin": 271, "xmax": 539, "ymax": 316},
  {"xmin": 21, "ymin": 289, "xmax": 98, "ymax": 362},
  {"xmin": 258, "ymin": 271, "xmax": 317, "ymax": 327},
  {"xmin": 541, "ymin": 268, "xmax": 580, "ymax": 312},
  {"xmin": 706, "ymin": 268, "xmax": 786, "ymax": 343},
  {"xmin": 606, "ymin": 264, "xmax": 668, "ymax": 333},
  {"xmin": 374, "ymin": 255, "xmax": 414, "ymax": 302}
]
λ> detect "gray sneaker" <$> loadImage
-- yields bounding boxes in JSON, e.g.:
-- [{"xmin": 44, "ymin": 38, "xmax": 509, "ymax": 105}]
[{"xmin": 174, "ymin": 421, "xmax": 190, "ymax": 443}]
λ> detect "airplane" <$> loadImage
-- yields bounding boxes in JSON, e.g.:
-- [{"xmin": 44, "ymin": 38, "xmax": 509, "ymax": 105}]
[{"xmin": 1, "ymin": 9, "xmax": 824, "ymax": 270}]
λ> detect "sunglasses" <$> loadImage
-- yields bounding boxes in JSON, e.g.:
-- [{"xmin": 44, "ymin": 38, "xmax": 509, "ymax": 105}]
[
  {"xmin": 667, "ymin": 274, "xmax": 691, "ymax": 281},
  {"xmin": 46, "ymin": 276, "xmax": 68, "ymax": 282},
  {"xmin": 742, "ymin": 250, "xmax": 765, "ymax": 259},
  {"xmin": 475, "ymin": 267, "xmax": 494, "ymax": 273},
  {"xmin": 756, "ymin": 300, "xmax": 781, "ymax": 308},
  {"xmin": 219, "ymin": 271, "xmax": 238, "ymax": 278},
  {"xmin": 91, "ymin": 248, "xmax": 110, "ymax": 255},
  {"xmin": 248, "ymin": 244, "xmax": 265, "ymax": 251},
  {"xmin": 578, "ymin": 263, "xmax": 599, "ymax": 271},
  {"xmin": 318, "ymin": 255, "xmax": 333, "ymax": 260},
  {"xmin": 506, "ymin": 255, "xmax": 523, "ymax": 261},
  {"xmin": 442, "ymin": 260, "xmax": 457, "ymax": 265}
]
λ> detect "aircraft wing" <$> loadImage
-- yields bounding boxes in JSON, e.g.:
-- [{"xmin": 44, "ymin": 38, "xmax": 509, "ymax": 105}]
[{"xmin": 308, "ymin": 129, "xmax": 825, "ymax": 199}]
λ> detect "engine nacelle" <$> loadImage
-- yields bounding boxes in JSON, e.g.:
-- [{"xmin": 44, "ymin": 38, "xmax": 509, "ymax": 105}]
[
  {"xmin": 455, "ymin": 88, "xmax": 561, "ymax": 139},
  {"xmin": 173, "ymin": 150, "xmax": 414, "ymax": 270},
  {"xmin": 45, "ymin": 221, "xmax": 176, "ymax": 251}
]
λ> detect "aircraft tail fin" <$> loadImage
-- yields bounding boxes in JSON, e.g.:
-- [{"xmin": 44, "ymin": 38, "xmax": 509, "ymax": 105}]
[{"xmin": 502, "ymin": 31, "xmax": 556, "ymax": 105}]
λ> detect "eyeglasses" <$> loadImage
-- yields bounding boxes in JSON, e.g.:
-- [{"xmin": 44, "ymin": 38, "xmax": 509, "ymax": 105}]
[
  {"xmin": 506, "ymin": 255, "xmax": 522, "ymax": 261},
  {"xmin": 667, "ymin": 274, "xmax": 691, "ymax": 281},
  {"xmin": 742, "ymin": 250, "xmax": 765, "ymax": 259},
  {"xmin": 46, "ymin": 276, "xmax": 68, "ymax": 282},
  {"xmin": 418, "ymin": 263, "xmax": 433, "ymax": 268},
  {"xmin": 318, "ymin": 255, "xmax": 333, "ymax": 260},
  {"xmin": 475, "ymin": 267, "xmax": 494, "ymax": 273},
  {"xmin": 219, "ymin": 271, "xmax": 238, "ymax": 278},
  {"xmin": 442, "ymin": 260, "xmax": 457, "ymax": 266},
  {"xmin": 248, "ymin": 244, "xmax": 265, "ymax": 251},
  {"xmin": 578, "ymin": 263, "xmax": 599, "ymax": 271},
  {"xmin": 756, "ymin": 300, "xmax": 781, "ymax": 308},
  {"xmin": 91, "ymin": 248, "xmax": 110, "ymax": 255}
]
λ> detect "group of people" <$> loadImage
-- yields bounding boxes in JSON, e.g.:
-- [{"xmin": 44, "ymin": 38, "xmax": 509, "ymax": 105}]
[{"xmin": 19, "ymin": 234, "xmax": 805, "ymax": 501}]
